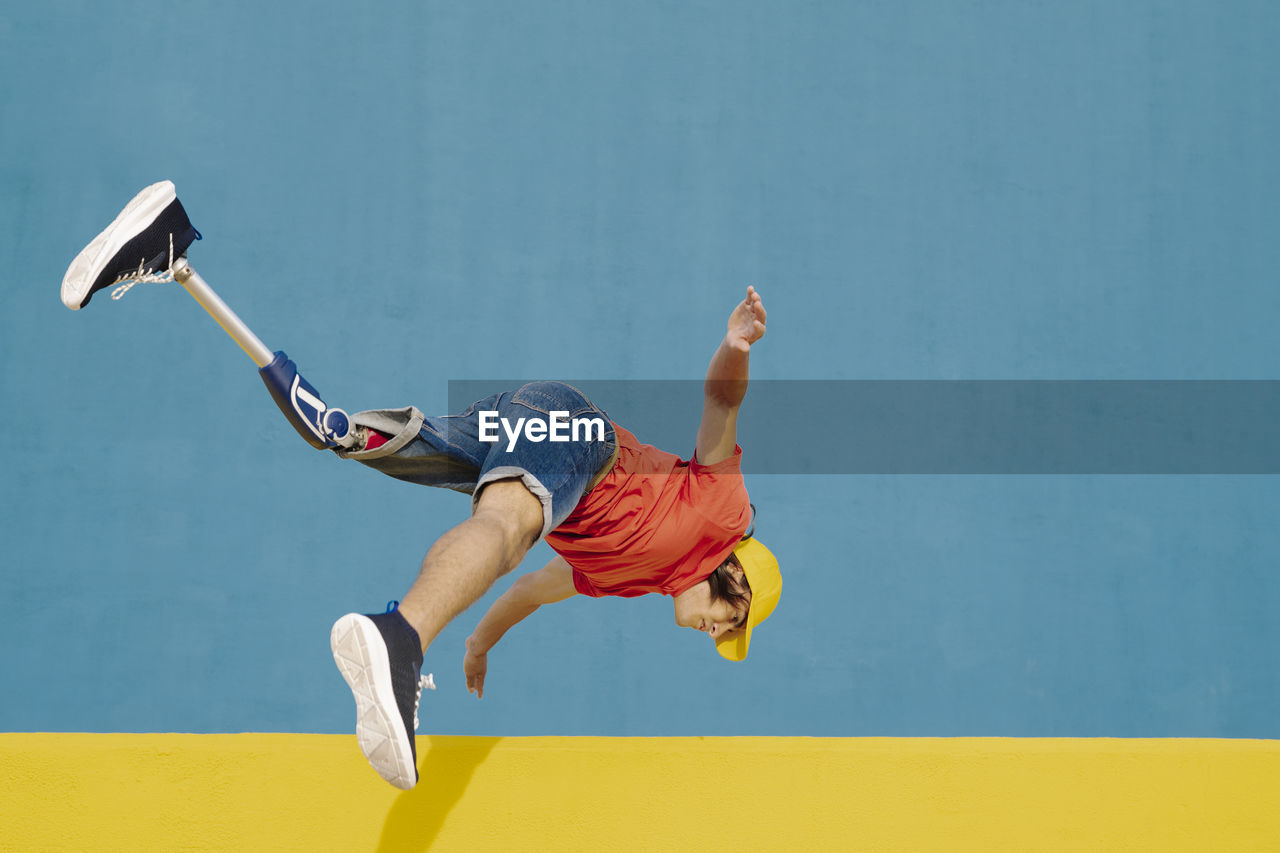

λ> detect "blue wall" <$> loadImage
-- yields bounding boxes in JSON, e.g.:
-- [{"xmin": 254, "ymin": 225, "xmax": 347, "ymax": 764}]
[{"xmin": 2, "ymin": 0, "xmax": 1277, "ymax": 737}]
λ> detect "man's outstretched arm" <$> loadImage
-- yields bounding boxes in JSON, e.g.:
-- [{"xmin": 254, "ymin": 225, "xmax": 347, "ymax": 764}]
[
  {"xmin": 696, "ymin": 286, "xmax": 768, "ymax": 466},
  {"xmin": 463, "ymin": 555, "xmax": 578, "ymax": 698}
]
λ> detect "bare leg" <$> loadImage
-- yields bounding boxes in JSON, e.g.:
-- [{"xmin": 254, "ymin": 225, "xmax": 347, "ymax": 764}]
[
  {"xmin": 395, "ymin": 478, "xmax": 544, "ymax": 653},
  {"xmin": 328, "ymin": 476, "xmax": 544, "ymax": 789}
]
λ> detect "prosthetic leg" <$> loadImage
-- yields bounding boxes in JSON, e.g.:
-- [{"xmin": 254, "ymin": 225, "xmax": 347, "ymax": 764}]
[
  {"xmin": 61, "ymin": 180, "xmax": 359, "ymax": 451},
  {"xmin": 171, "ymin": 257, "xmax": 358, "ymax": 450}
]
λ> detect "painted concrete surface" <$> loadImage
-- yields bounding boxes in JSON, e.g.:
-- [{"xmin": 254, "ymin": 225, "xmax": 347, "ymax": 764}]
[{"xmin": 3, "ymin": 734, "xmax": 1279, "ymax": 852}]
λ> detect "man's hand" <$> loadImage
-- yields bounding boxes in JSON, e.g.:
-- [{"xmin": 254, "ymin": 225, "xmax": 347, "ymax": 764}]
[
  {"xmin": 464, "ymin": 638, "xmax": 488, "ymax": 699},
  {"xmin": 725, "ymin": 285, "xmax": 767, "ymax": 352}
]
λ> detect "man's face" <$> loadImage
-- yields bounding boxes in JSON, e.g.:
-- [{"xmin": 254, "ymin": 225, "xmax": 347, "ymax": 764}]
[{"xmin": 672, "ymin": 578, "xmax": 749, "ymax": 641}]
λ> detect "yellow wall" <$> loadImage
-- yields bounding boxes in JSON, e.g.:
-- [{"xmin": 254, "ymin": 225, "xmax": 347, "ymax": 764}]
[{"xmin": 2, "ymin": 734, "xmax": 1278, "ymax": 852}]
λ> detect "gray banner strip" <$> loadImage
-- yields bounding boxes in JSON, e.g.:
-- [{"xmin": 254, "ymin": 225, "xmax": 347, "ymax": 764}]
[{"xmin": 449, "ymin": 380, "xmax": 1280, "ymax": 474}]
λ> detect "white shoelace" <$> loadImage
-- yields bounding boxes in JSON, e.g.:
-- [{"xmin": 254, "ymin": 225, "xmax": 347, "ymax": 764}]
[
  {"xmin": 413, "ymin": 673, "xmax": 436, "ymax": 731},
  {"xmin": 110, "ymin": 232, "xmax": 176, "ymax": 301}
]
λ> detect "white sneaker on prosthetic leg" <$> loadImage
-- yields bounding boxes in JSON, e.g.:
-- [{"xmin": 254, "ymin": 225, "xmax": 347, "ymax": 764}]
[{"xmin": 62, "ymin": 180, "xmax": 201, "ymax": 310}]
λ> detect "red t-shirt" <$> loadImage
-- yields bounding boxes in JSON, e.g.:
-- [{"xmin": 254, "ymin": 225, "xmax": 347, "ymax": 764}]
[{"xmin": 545, "ymin": 424, "xmax": 752, "ymax": 598}]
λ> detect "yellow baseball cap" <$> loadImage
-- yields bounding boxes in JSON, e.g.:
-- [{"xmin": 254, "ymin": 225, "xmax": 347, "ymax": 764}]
[{"xmin": 715, "ymin": 537, "xmax": 782, "ymax": 661}]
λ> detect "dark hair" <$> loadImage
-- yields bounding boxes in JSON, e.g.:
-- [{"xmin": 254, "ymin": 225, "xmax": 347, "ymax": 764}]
[{"xmin": 707, "ymin": 553, "xmax": 752, "ymax": 627}]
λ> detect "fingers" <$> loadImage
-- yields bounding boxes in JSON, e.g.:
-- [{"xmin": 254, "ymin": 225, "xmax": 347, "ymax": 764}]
[
  {"xmin": 465, "ymin": 661, "xmax": 486, "ymax": 699},
  {"xmin": 745, "ymin": 286, "xmax": 766, "ymax": 323},
  {"xmin": 729, "ymin": 286, "xmax": 766, "ymax": 345}
]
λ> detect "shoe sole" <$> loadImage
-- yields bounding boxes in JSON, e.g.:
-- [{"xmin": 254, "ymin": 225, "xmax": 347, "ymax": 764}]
[
  {"xmin": 62, "ymin": 180, "xmax": 178, "ymax": 310},
  {"xmin": 330, "ymin": 613, "xmax": 418, "ymax": 789}
]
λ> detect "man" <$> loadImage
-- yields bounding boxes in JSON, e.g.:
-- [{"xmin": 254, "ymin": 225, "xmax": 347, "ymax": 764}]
[
  {"xmin": 61, "ymin": 182, "xmax": 782, "ymax": 791},
  {"xmin": 327, "ymin": 286, "xmax": 780, "ymax": 789}
]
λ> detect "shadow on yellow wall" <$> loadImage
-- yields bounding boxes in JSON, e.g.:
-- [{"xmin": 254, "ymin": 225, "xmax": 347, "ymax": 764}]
[{"xmin": 376, "ymin": 736, "xmax": 502, "ymax": 852}]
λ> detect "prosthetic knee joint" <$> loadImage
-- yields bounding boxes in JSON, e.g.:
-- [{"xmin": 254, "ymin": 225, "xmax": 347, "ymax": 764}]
[{"xmin": 260, "ymin": 351, "xmax": 359, "ymax": 450}]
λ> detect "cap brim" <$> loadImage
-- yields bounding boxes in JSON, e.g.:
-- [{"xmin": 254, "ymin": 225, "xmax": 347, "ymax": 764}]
[
  {"xmin": 715, "ymin": 613, "xmax": 754, "ymax": 661},
  {"xmin": 715, "ymin": 538, "xmax": 781, "ymax": 661}
]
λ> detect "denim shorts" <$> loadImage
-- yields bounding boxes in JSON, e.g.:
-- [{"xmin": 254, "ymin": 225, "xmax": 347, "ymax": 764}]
[{"xmin": 337, "ymin": 381, "xmax": 617, "ymax": 539}]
